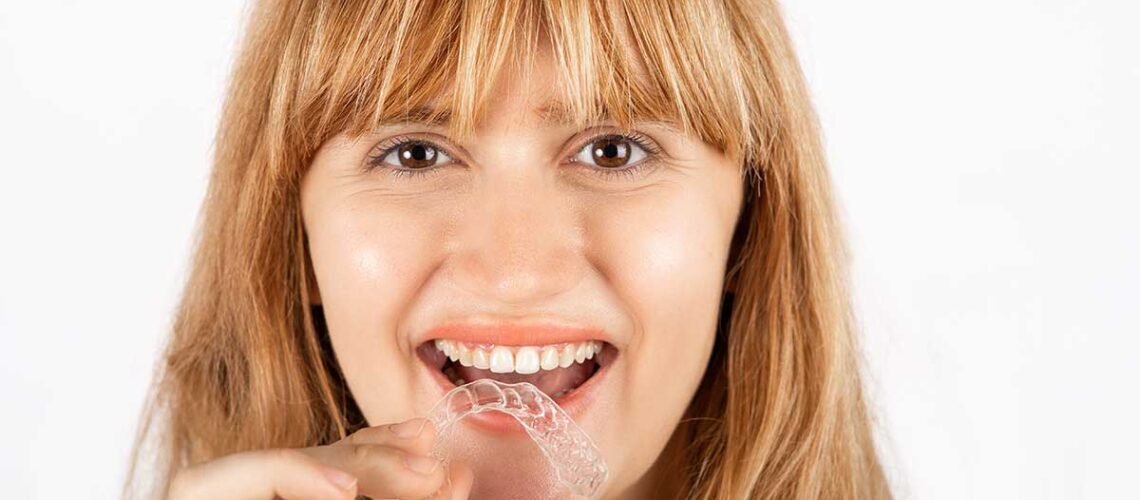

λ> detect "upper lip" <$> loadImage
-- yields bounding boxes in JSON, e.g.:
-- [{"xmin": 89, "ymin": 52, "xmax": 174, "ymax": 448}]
[{"xmin": 418, "ymin": 321, "xmax": 613, "ymax": 348}]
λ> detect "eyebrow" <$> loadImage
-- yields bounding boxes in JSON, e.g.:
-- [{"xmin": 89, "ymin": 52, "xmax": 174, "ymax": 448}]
[
  {"xmin": 388, "ymin": 101, "xmax": 572, "ymax": 126},
  {"xmin": 389, "ymin": 105, "xmax": 452, "ymax": 126},
  {"xmin": 384, "ymin": 101, "xmax": 683, "ymax": 134}
]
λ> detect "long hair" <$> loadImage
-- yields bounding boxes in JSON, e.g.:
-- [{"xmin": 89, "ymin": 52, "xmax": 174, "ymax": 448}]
[{"xmin": 126, "ymin": 0, "xmax": 891, "ymax": 498}]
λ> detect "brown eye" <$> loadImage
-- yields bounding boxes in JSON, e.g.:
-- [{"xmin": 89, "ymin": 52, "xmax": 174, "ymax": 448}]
[
  {"xmin": 574, "ymin": 135, "xmax": 648, "ymax": 169},
  {"xmin": 396, "ymin": 142, "xmax": 438, "ymax": 168},
  {"xmin": 373, "ymin": 140, "xmax": 454, "ymax": 170},
  {"xmin": 591, "ymin": 138, "xmax": 629, "ymax": 168}
]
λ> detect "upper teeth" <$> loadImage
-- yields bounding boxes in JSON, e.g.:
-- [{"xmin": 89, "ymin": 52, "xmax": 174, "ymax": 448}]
[{"xmin": 433, "ymin": 339, "xmax": 602, "ymax": 375}]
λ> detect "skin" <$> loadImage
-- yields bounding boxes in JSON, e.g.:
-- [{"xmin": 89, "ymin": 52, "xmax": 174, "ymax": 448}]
[
  {"xmin": 172, "ymin": 41, "xmax": 743, "ymax": 499},
  {"xmin": 168, "ymin": 418, "xmax": 473, "ymax": 499}
]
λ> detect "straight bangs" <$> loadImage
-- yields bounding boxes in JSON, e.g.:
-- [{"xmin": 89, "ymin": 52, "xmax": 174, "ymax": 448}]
[{"xmin": 273, "ymin": 0, "xmax": 761, "ymax": 171}]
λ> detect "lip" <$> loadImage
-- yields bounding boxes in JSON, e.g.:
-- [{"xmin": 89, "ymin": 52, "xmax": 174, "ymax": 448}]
[
  {"xmin": 418, "ymin": 342, "xmax": 616, "ymax": 435},
  {"xmin": 418, "ymin": 321, "xmax": 615, "ymax": 349}
]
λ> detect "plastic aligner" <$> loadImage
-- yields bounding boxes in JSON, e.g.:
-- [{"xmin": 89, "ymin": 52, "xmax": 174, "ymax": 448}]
[{"xmin": 427, "ymin": 379, "xmax": 608, "ymax": 498}]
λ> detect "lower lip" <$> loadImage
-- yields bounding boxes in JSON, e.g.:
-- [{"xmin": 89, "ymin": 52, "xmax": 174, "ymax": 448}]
[{"xmin": 422, "ymin": 348, "xmax": 612, "ymax": 435}]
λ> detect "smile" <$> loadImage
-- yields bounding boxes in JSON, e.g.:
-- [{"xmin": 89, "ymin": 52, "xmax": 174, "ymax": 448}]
[
  {"xmin": 414, "ymin": 323, "xmax": 618, "ymax": 408},
  {"xmin": 425, "ymin": 340, "xmax": 605, "ymax": 399}
]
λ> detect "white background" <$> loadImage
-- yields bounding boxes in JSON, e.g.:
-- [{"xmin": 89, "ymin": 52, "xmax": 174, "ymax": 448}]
[{"xmin": 1, "ymin": 1, "xmax": 1137, "ymax": 498}]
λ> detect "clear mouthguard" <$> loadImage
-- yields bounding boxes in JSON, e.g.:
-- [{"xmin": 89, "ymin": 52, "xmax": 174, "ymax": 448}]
[{"xmin": 427, "ymin": 379, "xmax": 608, "ymax": 498}]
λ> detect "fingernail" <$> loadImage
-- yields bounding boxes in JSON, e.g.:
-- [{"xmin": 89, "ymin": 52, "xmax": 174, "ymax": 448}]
[
  {"xmin": 322, "ymin": 467, "xmax": 357, "ymax": 491},
  {"xmin": 390, "ymin": 417, "xmax": 427, "ymax": 438},
  {"xmin": 403, "ymin": 453, "xmax": 440, "ymax": 474}
]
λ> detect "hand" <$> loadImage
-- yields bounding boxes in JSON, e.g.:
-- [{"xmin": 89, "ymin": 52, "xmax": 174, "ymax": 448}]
[{"xmin": 167, "ymin": 417, "xmax": 473, "ymax": 499}]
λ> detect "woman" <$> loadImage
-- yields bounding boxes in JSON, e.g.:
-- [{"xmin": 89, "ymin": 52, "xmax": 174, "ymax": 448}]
[{"xmin": 127, "ymin": 0, "xmax": 891, "ymax": 498}]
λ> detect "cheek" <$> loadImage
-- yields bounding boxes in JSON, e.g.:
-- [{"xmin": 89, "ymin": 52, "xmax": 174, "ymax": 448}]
[
  {"xmin": 304, "ymin": 197, "xmax": 447, "ymax": 423},
  {"xmin": 585, "ymin": 185, "xmax": 730, "ymax": 443},
  {"xmin": 591, "ymin": 188, "xmax": 726, "ymax": 354}
]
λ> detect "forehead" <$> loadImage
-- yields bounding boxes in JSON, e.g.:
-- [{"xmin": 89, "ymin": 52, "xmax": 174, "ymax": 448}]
[
  {"xmin": 383, "ymin": 30, "xmax": 652, "ymax": 131},
  {"xmin": 480, "ymin": 42, "xmax": 575, "ymax": 124}
]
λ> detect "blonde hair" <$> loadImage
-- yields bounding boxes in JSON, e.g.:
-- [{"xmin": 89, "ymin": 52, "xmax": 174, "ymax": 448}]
[{"xmin": 126, "ymin": 0, "xmax": 891, "ymax": 498}]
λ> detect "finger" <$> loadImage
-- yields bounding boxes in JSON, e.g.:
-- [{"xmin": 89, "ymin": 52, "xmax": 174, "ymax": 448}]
[
  {"xmin": 420, "ymin": 461, "xmax": 472, "ymax": 500},
  {"xmin": 167, "ymin": 449, "xmax": 357, "ymax": 500},
  {"xmin": 343, "ymin": 417, "xmax": 437, "ymax": 457},
  {"xmin": 304, "ymin": 442, "xmax": 447, "ymax": 499}
]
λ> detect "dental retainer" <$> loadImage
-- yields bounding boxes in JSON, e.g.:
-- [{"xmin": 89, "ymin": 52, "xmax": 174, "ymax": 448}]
[{"xmin": 427, "ymin": 379, "xmax": 608, "ymax": 498}]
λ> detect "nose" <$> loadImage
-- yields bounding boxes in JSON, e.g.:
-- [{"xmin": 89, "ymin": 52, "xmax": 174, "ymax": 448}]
[{"xmin": 447, "ymin": 175, "xmax": 585, "ymax": 304}]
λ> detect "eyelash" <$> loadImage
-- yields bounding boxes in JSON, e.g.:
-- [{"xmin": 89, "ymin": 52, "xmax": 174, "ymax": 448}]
[{"xmin": 364, "ymin": 131, "xmax": 663, "ymax": 182}]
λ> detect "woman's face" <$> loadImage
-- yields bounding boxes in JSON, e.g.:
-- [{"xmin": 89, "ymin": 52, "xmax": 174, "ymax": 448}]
[{"xmin": 300, "ymin": 45, "xmax": 744, "ymax": 497}]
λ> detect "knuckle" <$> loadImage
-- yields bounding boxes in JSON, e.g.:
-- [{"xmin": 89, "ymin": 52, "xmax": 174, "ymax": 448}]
[
  {"xmin": 390, "ymin": 460, "xmax": 445, "ymax": 498},
  {"xmin": 345, "ymin": 426, "xmax": 378, "ymax": 446},
  {"xmin": 347, "ymin": 443, "xmax": 387, "ymax": 468},
  {"xmin": 344, "ymin": 445, "xmax": 442, "ymax": 498},
  {"xmin": 337, "ymin": 444, "xmax": 444, "ymax": 498}
]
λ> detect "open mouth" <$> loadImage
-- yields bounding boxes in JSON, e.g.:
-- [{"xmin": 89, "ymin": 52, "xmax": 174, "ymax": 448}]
[{"xmin": 416, "ymin": 339, "xmax": 616, "ymax": 401}]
